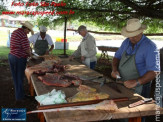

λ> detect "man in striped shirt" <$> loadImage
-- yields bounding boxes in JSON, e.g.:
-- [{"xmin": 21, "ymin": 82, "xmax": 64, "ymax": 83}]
[{"xmin": 8, "ymin": 21, "xmax": 33, "ymax": 101}]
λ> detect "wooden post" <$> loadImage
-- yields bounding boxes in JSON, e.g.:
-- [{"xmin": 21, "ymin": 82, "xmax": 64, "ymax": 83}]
[
  {"xmin": 64, "ymin": 17, "xmax": 67, "ymax": 55},
  {"xmin": 59, "ymin": 17, "xmax": 68, "ymax": 58}
]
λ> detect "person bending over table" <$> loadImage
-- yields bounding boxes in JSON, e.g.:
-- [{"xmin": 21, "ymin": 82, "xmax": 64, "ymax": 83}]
[
  {"xmin": 29, "ymin": 26, "xmax": 54, "ymax": 56},
  {"xmin": 111, "ymin": 18, "xmax": 160, "ymax": 98},
  {"xmin": 8, "ymin": 21, "xmax": 33, "ymax": 101},
  {"xmin": 69, "ymin": 25, "xmax": 97, "ymax": 69}
]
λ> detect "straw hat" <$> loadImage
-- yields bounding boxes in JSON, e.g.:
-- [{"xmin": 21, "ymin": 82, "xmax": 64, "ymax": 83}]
[
  {"xmin": 121, "ymin": 18, "xmax": 147, "ymax": 37},
  {"xmin": 21, "ymin": 21, "xmax": 34, "ymax": 34}
]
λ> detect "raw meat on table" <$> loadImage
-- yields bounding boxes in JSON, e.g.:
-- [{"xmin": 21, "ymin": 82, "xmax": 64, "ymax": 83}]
[{"xmin": 38, "ymin": 73, "xmax": 82, "ymax": 87}]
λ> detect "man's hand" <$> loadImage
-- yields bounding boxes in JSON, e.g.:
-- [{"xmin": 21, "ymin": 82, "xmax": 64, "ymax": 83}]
[
  {"xmin": 45, "ymin": 51, "xmax": 49, "ymax": 55},
  {"xmin": 81, "ymin": 56, "xmax": 85, "ymax": 61},
  {"xmin": 69, "ymin": 56, "xmax": 74, "ymax": 61},
  {"xmin": 124, "ymin": 80, "xmax": 137, "ymax": 88},
  {"xmin": 111, "ymin": 71, "xmax": 120, "ymax": 79}
]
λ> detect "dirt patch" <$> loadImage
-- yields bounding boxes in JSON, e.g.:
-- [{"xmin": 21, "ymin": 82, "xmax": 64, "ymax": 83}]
[{"xmin": 0, "ymin": 59, "xmax": 39, "ymax": 122}]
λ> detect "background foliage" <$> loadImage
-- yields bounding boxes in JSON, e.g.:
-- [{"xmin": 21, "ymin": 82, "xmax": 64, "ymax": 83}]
[{"xmin": 1, "ymin": 0, "xmax": 163, "ymax": 33}]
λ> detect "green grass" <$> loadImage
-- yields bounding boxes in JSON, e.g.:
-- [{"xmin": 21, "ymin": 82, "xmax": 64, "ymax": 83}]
[
  {"xmin": 0, "ymin": 46, "xmax": 10, "ymax": 59},
  {"xmin": 51, "ymin": 49, "xmax": 74, "ymax": 56},
  {"xmin": 0, "ymin": 46, "xmax": 102, "ymax": 60}
]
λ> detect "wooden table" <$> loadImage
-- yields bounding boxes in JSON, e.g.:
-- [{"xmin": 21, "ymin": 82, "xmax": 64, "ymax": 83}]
[
  {"xmin": 27, "ymin": 58, "xmax": 163, "ymax": 122},
  {"xmin": 97, "ymin": 46, "xmax": 119, "ymax": 65}
]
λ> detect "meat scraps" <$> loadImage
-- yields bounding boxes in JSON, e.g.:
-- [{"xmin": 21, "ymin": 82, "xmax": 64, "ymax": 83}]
[
  {"xmin": 38, "ymin": 73, "xmax": 82, "ymax": 87},
  {"xmin": 34, "ymin": 63, "xmax": 66, "ymax": 75},
  {"xmin": 67, "ymin": 85, "xmax": 109, "ymax": 102}
]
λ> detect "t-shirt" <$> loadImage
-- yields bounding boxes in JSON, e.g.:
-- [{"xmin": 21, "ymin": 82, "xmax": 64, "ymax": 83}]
[
  {"xmin": 28, "ymin": 32, "xmax": 53, "ymax": 46},
  {"xmin": 10, "ymin": 28, "xmax": 30, "ymax": 58},
  {"xmin": 114, "ymin": 35, "xmax": 160, "ymax": 76}
]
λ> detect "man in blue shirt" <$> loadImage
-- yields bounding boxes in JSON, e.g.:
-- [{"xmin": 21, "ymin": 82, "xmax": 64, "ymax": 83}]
[{"xmin": 111, "ymin": 18, "xmax": 160, "ymax": 97}]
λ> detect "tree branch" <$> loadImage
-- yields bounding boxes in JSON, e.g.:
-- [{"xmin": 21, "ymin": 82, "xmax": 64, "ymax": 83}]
[
  {"xmin": 118, "ymin": 0, "xmax": 163, "ymax": 19},
  {"xmin": 67, "ymin": 29, "xmax": 163, "ymax": 36}
]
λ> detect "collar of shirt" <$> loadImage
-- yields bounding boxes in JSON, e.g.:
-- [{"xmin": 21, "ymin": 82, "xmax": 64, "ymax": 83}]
[
  {"xmin": 83, "ymin": 33, "xmax": 89, "ymax": 40},
  {"xmin": 18, "ymin": 28, "xmax": 26, "ymax": 35},
  {"xmin": 127, "ymin": 35, "xmax": 145, "ymax": 55},
  {"xmin": 38, "ymin": 32, "xmax": 47, "ymax": 40}
]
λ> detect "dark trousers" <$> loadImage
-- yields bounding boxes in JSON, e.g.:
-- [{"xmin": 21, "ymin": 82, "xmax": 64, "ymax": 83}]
[
  {"xmin": 8, "ymin": 54, "xmax": 27, "ymax": 100},
  {"xmin": 90, "ymin": 61, "xmax": 96, "ymax": 69}
]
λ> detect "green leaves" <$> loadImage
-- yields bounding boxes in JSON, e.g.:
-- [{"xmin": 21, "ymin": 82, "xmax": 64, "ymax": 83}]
[{"xmin": 1, "ymin": 0, "xmax": 161, "ymax": 33}]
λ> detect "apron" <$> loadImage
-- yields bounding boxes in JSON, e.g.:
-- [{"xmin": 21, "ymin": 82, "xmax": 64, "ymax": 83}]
[
  {"xmin": 81, "ymin": 41, "xmax": 91, "ymax": 67},
  {"xmin": 34, "ymin": 35, "xmax": 49, "ymax": 56},
  {"xmin": 118, "ymin": 45, "xmax": 143, "ymax": 95}
]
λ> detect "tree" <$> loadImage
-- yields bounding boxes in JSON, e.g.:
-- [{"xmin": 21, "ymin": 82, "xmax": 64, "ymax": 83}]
[
  {"xmin": 32, "ymin": 0, "xmax": 163, "ymax": 33},
  {"xmin": 1, "ymin": 0, "xmax": 163, "ymax": 33}
]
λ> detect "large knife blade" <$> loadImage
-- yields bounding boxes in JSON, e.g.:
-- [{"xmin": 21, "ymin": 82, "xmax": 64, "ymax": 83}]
[
  {"xmin": 79, "ymin": 75, "xmax": 103, "ymax": 81},
  {"xmin": 32, "ymin": 52, "xmax": 39, "ymax": 57}
]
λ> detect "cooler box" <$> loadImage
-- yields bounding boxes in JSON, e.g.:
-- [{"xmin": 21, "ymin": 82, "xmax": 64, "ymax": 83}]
[
  {"xmin": 54, "ymin": 42, "xmax": 69, "ymax": 49},
  {"xmin": 61, "ymin": 39, "xmax": 67, "ymax": 42}
]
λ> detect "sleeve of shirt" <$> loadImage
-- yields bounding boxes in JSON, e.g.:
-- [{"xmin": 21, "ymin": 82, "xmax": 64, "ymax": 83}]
[
  {"xmin": 47, "ymin": 34, "xmax": 54, "ymax": 45},
  {"xmin": 83, "ymin": 36, "xmax": 97, "ymax": 58},
  {"xmin": 28, "ymin": 34, "xmax": 35, "ymax": 43},
  {"xmin": 114, "ymin": 39, "xmax": 128, "ymax": 59},
  {"xmin": 145, "ymin": 43, "xmax": 160, "ymax": 72}
]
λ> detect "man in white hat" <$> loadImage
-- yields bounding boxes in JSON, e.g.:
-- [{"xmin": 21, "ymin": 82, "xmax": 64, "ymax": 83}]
[
  {"xmin": 111, "ymin": 18, "xmax": 160, "ymax": 98},
  {"xmin": 8, "ymin": 21, "xmax": 33, "ymax": 101},
  {"xmin": 29, "ymin": 25, "xmax": 54, "ymax": 55},
  {"xmin": 69, "ymin": 25, "xmax": 97, "ymax": 69}
]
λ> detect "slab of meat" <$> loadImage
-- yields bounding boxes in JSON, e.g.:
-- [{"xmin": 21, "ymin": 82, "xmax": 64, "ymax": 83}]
[
  {"xmin": 38, "ymin": 73, "xmax": 82, "ymax": 87},
  {"xmin": 61, "ymin": 74, "xmax": 82, "ymax": 86},
  {"xmin": 38, "ymin": 73, "xmax": 72, "ymax": 87},
  {"xmin": 33, "ymin": 63, "xmax": 66, "ymax": 75},
  {"xmin": 71, "ymin": 80, "xmax": 82, "ymax": 86}
]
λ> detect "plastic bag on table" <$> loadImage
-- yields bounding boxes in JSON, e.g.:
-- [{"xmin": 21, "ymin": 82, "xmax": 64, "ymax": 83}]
[{"xmin": 35, "ymin": 89, "xmax": 67, "ymax": 105}]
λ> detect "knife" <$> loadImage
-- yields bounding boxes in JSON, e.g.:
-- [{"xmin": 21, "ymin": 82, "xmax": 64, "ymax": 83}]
[
  {"xmin": 79, "ymin": 75, "xmax": 105, "ymax": 86},
  {"xmin": 32, "ymin": 52, "xmax": 39, "ymax": 57},
  {"xmin": 79, "ymin": 76, "xmax": 103, "ymax": 81},
  {"xmin": 128, "ymin": 98, "xmax": 153, "ymax": 108}
]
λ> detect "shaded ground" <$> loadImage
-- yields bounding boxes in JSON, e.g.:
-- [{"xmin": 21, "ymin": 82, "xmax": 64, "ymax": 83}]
[
  {"xmin": 0, "ymin": 59, "xmax": 39, "ymax": 122},
  {"xmin": 0, "ymin": 59, "xmax": 162, "ymax": 122}
]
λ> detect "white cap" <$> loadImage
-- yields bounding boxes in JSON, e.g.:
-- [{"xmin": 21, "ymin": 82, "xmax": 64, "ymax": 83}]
[{"xmin": 39, "ymin": 26, "xmax": 47, "ymax": 32}]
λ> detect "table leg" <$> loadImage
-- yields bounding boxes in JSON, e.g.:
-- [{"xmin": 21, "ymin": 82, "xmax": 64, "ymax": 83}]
[
  {"xmin": 37, "ymin": 103, "xmax": 45, "ymax": 122},
  {"xmin": 129, "ymin": 117, "xmax": 141, "ymax": 122},
  {"xmin": 29, "ymin": 81, "xmax": 34, "ymax": 96},
  {"xmin": 38, "ymin": 112, "xmax": 45, "ymax": 122}
]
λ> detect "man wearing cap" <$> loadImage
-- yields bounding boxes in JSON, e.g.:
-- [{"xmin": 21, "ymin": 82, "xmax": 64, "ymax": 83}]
[
  {"xmin": 69, "ymin": 25, "xmax": 97, "ymax": 69},
  {"xmin": 8, "ymin": 21, "xmax": 33, "ymax": 101},
  {"xmin": 111, "ymin": 18, "xmax": 160, "ymax": 97},
  {"xmin": 29, "ymin": 26, "xmax": 54, "ymax": 56}
]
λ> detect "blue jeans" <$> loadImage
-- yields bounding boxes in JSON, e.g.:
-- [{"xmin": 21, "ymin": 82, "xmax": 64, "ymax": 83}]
[
  {"xmin": 90, "ymin": 61, "xmax": 96, "ymax": 69},
  {"xmin": 8, "ymin": 54, "xmax": 27, "ymax": 100},
  {"xmin": 141, "ymin": 81, "xmax": 152, "ymax": 98}
]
